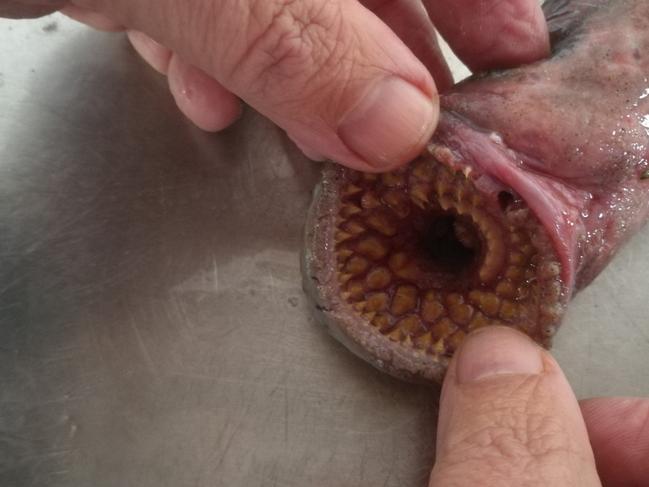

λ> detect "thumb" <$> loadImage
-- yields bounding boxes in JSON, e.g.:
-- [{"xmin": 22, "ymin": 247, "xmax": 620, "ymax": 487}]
[
  {"xmin": 73, "ymin": 0, "xmax": 438, "ymax": 171},
  {"xmin": 430, "ymin": 326, "xmax": 601, "ymax": 487}
]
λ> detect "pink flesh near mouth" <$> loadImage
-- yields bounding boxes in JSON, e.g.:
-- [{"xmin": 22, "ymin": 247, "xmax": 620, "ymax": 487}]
[{"xmin": 432, "ymin": 114, "xmax": 594, "ymax": 295}]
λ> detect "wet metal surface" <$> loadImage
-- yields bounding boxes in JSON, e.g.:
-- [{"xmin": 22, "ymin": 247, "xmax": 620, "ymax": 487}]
[{"xmin": 0, "ymin": 15, "xmax": 647, "ymax": 487}]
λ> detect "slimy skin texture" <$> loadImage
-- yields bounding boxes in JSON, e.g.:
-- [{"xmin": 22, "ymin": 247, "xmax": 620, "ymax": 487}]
[{"xmin": 303, "ymin": 0, "xmax": 649, "ymax": 383}]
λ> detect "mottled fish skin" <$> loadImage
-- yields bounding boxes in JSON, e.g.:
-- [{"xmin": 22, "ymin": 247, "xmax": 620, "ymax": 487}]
[{"xmin": 441, "ymin": 0, "xmax": 649, "ymax": 290}]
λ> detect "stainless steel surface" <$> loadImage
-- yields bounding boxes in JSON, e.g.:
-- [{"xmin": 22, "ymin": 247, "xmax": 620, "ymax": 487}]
[{"xmin": 0, "ymin": 14, "xmax": 647, "ymax": 487}]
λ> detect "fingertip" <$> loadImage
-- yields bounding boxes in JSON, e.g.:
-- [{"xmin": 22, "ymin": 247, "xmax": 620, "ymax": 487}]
[
  {"xmin": 452, "ymin": 326, "xmax": 544, "ymax": 384},
  {"xmin": 425, "ymin": 0, "xmax": 550, "ymax": 72},
  {"xmin": 337, "ymin": 76, "xmax": 439, "ymax": 171},
  {"xmin": 433, "ymin": 325, "xmax": 599, "ymax": 486},
  {"xmin": 361, "ymin": 0, "xmax": 454, "ymax": 92},
  {"xmin": 473, "ymin": 3, "xmax": 550, "ymax": 71},
  {"xmin": 127, "ymin": 30, "xmax": 172, "ymax": 75},
  {"xmin": 167, "ymin": 55, "xmax": 242, "ymax": 132},
  {"xmin": 285, "ymin": 132, "xmax": 326, "ymax": 162},
  {"xmin": 61, "ymin": 5, "xmax": 124, "ymax": 32},
  {"xmin": 580, "ymin": 397, "xmax": 649, "ymax": 487}
]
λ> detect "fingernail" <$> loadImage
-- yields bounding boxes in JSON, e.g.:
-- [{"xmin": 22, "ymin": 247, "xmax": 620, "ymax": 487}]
[
  {"xmin": 338, "ymin": 77, "xmax": 437, "ymax": 169},
  {"xmin": 455, "ymin": 326, "xmax": 544, "ymax": 384}
]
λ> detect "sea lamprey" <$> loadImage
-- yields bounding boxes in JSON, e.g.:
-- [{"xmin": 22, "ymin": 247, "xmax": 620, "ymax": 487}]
[{"xmin": 303, "ymin": 0, "xmax": 649, "ymax": 382}]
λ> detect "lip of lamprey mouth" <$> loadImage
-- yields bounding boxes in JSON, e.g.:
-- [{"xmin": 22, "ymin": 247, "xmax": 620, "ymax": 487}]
[{"xmin": 302, "ymin": 150, "xmax": 565, "ymax": 383}]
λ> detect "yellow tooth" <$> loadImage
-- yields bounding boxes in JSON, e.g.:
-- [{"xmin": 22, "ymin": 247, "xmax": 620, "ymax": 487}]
[
  {"xmin": 446, "ymin": 293, "xmax": 464, "ymax": 307},
  {"xmin": 388, "ymin": 328, "xmax": 404, "ymax": 342},
  {"xmin": 539, "ymin": 261, "xmax": 561, "ymax": 279},
  {"xmin": 421, "ymin": 296, "xmax": 444, "ymax": 323},
  {"xmin": 340, "ymin": 204, "xmax": 362, "ymax": 218},
  {"xmin": 336, "ymin": 249, "xmax": 354, "ymax": 265},
  {"xmin": 356, "ymin": 236, "xmax": 389, "ymax": 261},
  {"xmin": 366, "ymin": 292, "xmax": 389, "ymax": 312},
  {"xmin": 439, "ymin": 195, "xmax": 453, "ymax": 210},
  {"xmin": 344, "ymin": 256, "xmax": 369, "ymax": 275},
  {"xmin": 382, "ymin": 190, "xmax": 410, "ymax": 218},
  {"xmin": 540, "ymin": 304, "xmax": 562, "ymax": 324},
  {"xmin": 510, "ymin": 232, "xmax": 524, "ymax": 245},
  {"xmin": 343, "ymin": 184, "xmax": 363, "ymax": 197},
  {"xmin": 509, "ymin": 252, "xmax": 526, "ymax": 266},
  {"xmin": 435, "ymin": 170, "xmax": 453, "ymax": 195},
  {"xmin": 391, "ymin": 285, "xmax": 419, "ymax": 316},
  {"xmin": 366, "ymin": 212, "xmax": 397, "ymax": 237},
  {"xmin": 410, "ymin": 184, "xmax": 430, "ymax": 205},
  {"xmin": 381, "ymin": 172, "xmax": 404, "ymax": 187},
  {"xmin": 468, "ymin": 291, "xmax": 501, "ymax": 317},
  {"xmin": 413, "ymin": 161, "xmax": 436, "ymax": 181},
  {"xmin": 344, "ymin": 220, "xmax": 365, "ymax": 235},
  {"xmin": 365, "ymin": 267, "xmax": 392, "ymax": 290},
  {"xmin": 361, "ymin": 173, "xmax": 378, "ymax": 182},
  {"xmin": 372, "ymin": 313, "xmax": 391, "ymax": 331},
  {"xmin": 396, "ymin": 315, "xmax": 424, "ymax": 336},
  {"xmin": 431, "ymin": 318, "xmax": 457, "ymax": 341},
  {"xmin": 353, "ymin": 301, "xmax": 367, "ymax": 312},
  {"xmin": 480, "ymin": 249, "xmax": 505, "ymax": 283},
  {"xmin": 339, "ymin": 273, "xmax": 353, "ymax": 285},
  {"xmin": 361, "ymin": 191, "xmax": 381, "ymax": 209},
  {"xmin": 456, "ymin": 200, "xmax": 471, "ymax": 215},
  {"xmin": 335, "ymin": 231, "xmax": 353, "ymax": 244},
  {"xmin": 496, "ymin": 280, "xmax": 516, "ymax": 299},
  {"xmin": 446, "ymin": 294, "xmax": 474, "ymax": 325},
  {"xmin": 449, "ymin": 302, "xmax": 474, "ymax": 326},
  {"xmin": 414, "ymin": 332, "xmax": 433, "ymax": 350},
  {"xmin": 432, "ymin": 339, "xmax": 445, "ymax": 354},
  {"xmin": 394, "ymin": 264, "xmax": 421, "ymax": 281},
  {"xmin": 362, "ymin": 311, "xmax": 377, "ymax": 322},
  {"xmin": 347, "ymin": 280, "xmax": 365, "ymax": 300},
  {"xmin": 447, "ymin": 330, "xmax": 467, "ymax": 352},
  {"xmin": 455, "ymin": 185, "xmax": 468, "ymax": 202},
  {"xmin": 505, "ymin": 266, "xmax": 524, "ymax": 281},
  {"xmin": 468, "ymin": 312, "xmax": 491, "ymax": 331},
  {"xmin": 547, "ymin": 281, "xmax": 562, "ymax": 300},
  {"xmin": 388, "ymin": 252, "xmax": 408, "ymax": 271},
  {"xmin": 499, "ymin": 300, "xmax": 518, "ymax": 320},
  {"xmin": 521, "ymin": 244, "xmax": 534, "ymax": 256}
]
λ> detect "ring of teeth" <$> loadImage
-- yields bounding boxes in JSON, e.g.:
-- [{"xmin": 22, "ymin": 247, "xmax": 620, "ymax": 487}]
[{"xmin": 334, "ymin": 158, "xmax": 564, "ymax": 357}]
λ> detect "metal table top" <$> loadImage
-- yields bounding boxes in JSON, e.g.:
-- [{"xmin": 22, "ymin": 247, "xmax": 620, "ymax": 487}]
[{"xmin": 1, "ymin": 15, "xmax": 647, "ymax": 487}]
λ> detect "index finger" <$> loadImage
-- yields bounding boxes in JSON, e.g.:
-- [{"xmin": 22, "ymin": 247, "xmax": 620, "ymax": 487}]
[
  {"xmin": 580, "ymin": 397, "xmax": 649, "ymax": 487},
  {"xmin": 423, "ymin": 0, "xmax": 550, "ymax": 71},
  {"xmin": 0, "ymin": 1, "xmax": 64, "ymax": 18}
]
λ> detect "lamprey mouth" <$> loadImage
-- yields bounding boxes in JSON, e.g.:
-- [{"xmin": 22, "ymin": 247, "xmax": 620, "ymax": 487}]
[{"xmin": 303, "ymin": 154, "xmax": 566, "ymax": 382}]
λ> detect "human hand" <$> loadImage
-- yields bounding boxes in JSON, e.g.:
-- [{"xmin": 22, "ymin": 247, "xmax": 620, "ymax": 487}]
[
  {"xmin": 431, "ymin": 326, "xmax": 649, "ymax": 486},
  {"xmin": 2, "ymin": 0, "xmax": 549, "ymax": 171}
]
